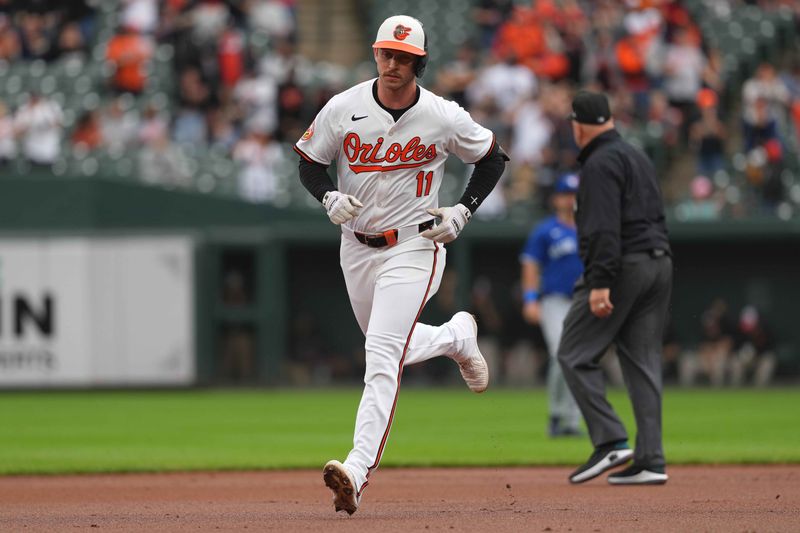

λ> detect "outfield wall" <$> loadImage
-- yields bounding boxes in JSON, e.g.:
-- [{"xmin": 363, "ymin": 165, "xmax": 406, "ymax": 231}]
[
  {"xmin": 0, "ymin": 235, "xmax": 195, "ymax": 387},
  {"xmin": 1, "ymin": 178, "xmax": 798, "ymax": 386}
]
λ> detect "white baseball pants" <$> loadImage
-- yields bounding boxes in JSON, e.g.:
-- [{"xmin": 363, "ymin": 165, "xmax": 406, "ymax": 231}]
[{"xmin": 338, "ymin": 230, "xmax": 469, "ymax": 497}]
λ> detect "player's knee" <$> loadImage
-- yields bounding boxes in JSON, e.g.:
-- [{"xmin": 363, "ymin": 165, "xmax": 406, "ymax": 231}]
[
  {"xmin": 365, "ymin": 332, "xmax": 404, "ymax": 354},
  {"xmin": 363, "ymin": 361, "xmax": 397, "ymax": 383},
  {"xmin": 363, "ymin": 333, "xmax": 405, "ymax": 376}
]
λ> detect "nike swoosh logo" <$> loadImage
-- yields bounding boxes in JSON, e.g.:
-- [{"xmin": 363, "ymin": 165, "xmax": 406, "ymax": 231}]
[{"xmin": 351, "ymin": 114, "xmax": 368, "ymax": 121}]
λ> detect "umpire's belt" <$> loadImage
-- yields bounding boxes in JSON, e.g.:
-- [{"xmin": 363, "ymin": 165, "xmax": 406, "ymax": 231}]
[
  {"xmin": 623, "ymin": 248, "xmax": 669, "ymax": 261},
  {"xmin": 352, "ymin": 219, "xmax": 434, "ymax": 248}
]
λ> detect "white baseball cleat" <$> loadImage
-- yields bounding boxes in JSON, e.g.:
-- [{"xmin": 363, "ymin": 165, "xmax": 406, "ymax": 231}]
[
  {"xmin": 323, "ymin": 460, "xmax": 359, "ymax": 515},
  {"xmin": 607, "ymin": 465, "xmax": 668, "ymax": 485},
  {"xmin": 451, "ymin": 312, "xmax": 489, "ymax": 393}
]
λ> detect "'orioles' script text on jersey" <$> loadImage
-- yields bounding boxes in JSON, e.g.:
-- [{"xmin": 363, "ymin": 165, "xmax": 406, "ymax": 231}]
[
  {"xmin": 295, "ymin": 79, "xmax": 494, "ymax": 233},
  {"xmin": 343, "ymin": 133, "xmax": 437, "ymax": 173}
]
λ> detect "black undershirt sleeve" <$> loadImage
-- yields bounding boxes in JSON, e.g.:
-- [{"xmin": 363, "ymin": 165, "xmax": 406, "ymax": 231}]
[
  {"xmin": 457, "ymin": 142, "xmax": 509, "ymax": 214},
  {"xmin": 298, "ymin": 157, "xmax": 337, "ymax": 203}
]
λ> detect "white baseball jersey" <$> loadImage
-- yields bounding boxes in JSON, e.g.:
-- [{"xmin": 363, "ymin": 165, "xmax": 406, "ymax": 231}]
[{"xmin": 295, "ymin": 79, "xmax": 494, "ymax": 232}]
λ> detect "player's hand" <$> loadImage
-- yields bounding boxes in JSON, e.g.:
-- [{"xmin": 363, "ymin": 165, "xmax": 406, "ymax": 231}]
[
  {"xmin": 421, "ymin": 203, "xmax": 471, "ymax": 243},
  {"xmin": 522, "ymin": 301, "xmax": 541, "ymax": 325},
  {"xmin": 589, "ymin": 288, "xmax": 614, "ymax": 318},
  {"xmin": 323, "ymin": 191, "xmax": 363, "ymax": 225}
]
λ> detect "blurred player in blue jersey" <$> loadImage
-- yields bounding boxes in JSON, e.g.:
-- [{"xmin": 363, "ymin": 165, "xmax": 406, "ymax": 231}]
[{"xmin": 520, "ymin": 173, "xmax": 584, "ymax": 437}]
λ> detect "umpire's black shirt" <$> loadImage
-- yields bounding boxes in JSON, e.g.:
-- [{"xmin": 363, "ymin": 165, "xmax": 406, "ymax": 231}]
[{"xmin": 576, "ymin": 129, "xmax": 670, "ymax": 289}]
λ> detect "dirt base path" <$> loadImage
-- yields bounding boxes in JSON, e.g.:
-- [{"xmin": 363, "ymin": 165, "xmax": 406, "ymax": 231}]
[{"xmin": 1, "ymin": 466, "xmax": 797, "ymax": 532}]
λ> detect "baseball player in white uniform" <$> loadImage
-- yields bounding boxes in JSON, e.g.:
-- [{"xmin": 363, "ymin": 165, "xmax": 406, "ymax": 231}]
[{"xmin": 294, "ymin": 15, "xmax": 508, "ymax": 515}]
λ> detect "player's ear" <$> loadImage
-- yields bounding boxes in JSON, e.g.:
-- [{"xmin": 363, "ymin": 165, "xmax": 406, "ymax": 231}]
[
  {"xmin": 571, "ymin": 121, "xmax": 582, "ymax": 147},
  {"xmin": 373, "ymin": 48, "xmax": 380, "ymax": 62}
]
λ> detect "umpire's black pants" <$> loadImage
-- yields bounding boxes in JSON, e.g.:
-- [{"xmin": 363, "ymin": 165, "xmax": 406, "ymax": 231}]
[{"xmin": 557, "ymin": 252, "xmax": 672, "ymax": 468}]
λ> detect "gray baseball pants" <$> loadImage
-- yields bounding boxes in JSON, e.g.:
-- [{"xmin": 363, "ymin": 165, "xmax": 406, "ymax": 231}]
[
  {"xmin": 539, "ymin": 295, "xmax": 582, "ymax": 429},
  {"xmin": 557, "ymin": 253, "xmax": 672, "ymax": 468}
]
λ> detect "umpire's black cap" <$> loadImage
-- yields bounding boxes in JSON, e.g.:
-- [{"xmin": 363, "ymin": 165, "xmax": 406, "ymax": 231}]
[{"xmin": 570, "ymin": 90, "xmax": 611, "ymax": 125}]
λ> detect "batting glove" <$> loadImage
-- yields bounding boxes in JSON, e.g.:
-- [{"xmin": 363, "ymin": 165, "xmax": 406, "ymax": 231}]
[
  {"xmin": 323, "ymin": 191, "xmax": 363, "ymax": 225},
  {"xmin": 421, "ymin": 203, "xmax": 471, "ymax": 244}
]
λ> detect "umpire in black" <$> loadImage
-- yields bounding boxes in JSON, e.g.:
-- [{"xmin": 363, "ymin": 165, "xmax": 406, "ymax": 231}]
[{"xmin": 558, "ymin": 90, "xmax": 672, "ymax": 485}]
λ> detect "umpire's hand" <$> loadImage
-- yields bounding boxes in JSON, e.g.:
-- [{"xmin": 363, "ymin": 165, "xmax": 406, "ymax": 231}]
[{"xmin": 589, "ymin": 288, "xmax": 614, "ymax": 318}]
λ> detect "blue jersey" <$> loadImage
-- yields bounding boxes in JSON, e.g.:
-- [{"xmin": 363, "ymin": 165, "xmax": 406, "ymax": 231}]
[{"xmin": 520, "ymin": 216, "xmax": 583, "ymax": 298}]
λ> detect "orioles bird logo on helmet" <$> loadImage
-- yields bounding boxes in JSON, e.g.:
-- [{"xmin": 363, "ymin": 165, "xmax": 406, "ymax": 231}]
[{"xmin": 393, "ymin": 25, "xmax": 412, "ymax": 40}]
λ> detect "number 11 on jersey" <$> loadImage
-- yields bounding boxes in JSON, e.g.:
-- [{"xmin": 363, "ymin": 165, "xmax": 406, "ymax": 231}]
[{"xmin": 415, "ymin": 171, "xmax": 433, "ymax": 197}]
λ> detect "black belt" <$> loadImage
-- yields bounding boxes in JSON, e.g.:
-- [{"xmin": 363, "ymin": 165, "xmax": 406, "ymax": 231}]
[
  {"xmin": 354, "ymin": 219, "xmax": 435, "ymax": 248},
  {"xmin": 624, "ymin": 248, "xmax": 669, "ymax": 260}
]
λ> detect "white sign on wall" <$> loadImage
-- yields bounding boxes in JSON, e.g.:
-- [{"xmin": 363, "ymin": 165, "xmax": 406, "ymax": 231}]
[{"xmin": 0, "ymin": 236, "xmax": 195, "ymax": 387}]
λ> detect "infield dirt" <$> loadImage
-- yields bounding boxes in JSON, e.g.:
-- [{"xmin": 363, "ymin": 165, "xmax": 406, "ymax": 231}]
[{"xmin": 1, "ymin": 466, "xmax": 797, "ymax": 531}]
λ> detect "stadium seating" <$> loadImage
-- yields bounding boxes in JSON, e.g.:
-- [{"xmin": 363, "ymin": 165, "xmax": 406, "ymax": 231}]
[{"xmin": 0, "ymin": 1, "xmax": 797, "ymax": 219}]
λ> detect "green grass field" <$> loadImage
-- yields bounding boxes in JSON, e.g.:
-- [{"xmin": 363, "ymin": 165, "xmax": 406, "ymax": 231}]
[{"xmin": 0, "ymin": 388, "xmax": 798, "ymax": 475}]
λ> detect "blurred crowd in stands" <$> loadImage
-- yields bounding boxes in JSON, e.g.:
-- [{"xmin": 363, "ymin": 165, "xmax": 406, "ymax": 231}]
[
  {"xmin": 0, "ymin": 0, "xmax": 799, "ymax": 217},
  {"xmin": 457, "ymin": 0, "xmax": 800, "ymax": 220}
]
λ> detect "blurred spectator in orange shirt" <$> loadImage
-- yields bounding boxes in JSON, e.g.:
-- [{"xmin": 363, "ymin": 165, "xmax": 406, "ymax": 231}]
[
  {"xmin": 493, "ymin": 7, "xmax": 545, "ymax": 68},
  {"xmin": 0, "ymin": 13, "xmax": 22, "ymax": 61},
  {"xmin": 493, "ymin": 4, "xmax": 570, "ymax": 81},
  {"xmin": 106, "ymin": 24, "xmax": 154, "ymax": 94},
  {"xmin": 218, "ymin": 20, "xmax": 245, "ymax": 92},
  {"xmin": 615, "ymin": 35, "xmax": 647, "ymax": 90},
  {"xmin": 792, "ymin": 101, "xmax": 800, "ymax": 150},
  {"xmin": 71, "ymin": 109, "xmax": 103, "ymax": 151}
]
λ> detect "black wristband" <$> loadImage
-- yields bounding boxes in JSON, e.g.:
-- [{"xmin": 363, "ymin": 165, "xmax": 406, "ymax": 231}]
[{"xmin": 457, "ymin": 141, "xmax": 507, "ymax": 213}]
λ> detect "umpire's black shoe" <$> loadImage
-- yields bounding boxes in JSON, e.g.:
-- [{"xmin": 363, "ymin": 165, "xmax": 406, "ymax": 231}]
[
  {"xmin": 608, "ymin": 464, "xmax": 668, "ymax": 485},
  {"xmin": 569, "ymin": 440, "xmax": 633, "ymax": 484}
]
